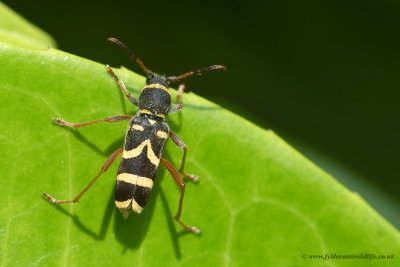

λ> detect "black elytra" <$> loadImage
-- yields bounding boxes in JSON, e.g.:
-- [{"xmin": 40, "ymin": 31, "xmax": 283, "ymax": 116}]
[
  {"xmin": 115, "ymin": 115, "xmax": 169, "ymax": 214},
  {"xmin": 42, "ymin": 37, "xmax": 226, "ymax": 234}
]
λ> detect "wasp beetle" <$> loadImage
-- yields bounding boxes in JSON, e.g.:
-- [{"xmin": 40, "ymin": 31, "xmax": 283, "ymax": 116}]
[{"xmin": 42, "ymin": 38, "xmax": 226, "ymax": 233}]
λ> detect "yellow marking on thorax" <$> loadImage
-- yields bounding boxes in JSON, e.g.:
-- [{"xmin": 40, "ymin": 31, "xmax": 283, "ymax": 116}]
[
  {"xmin": 143, "ymin": 84, "xmax": 170, "ymax": 94},
  {"xmin": 123, "ymin": 139, "xmax": 160, "ymax": 166},
  {"xmin": 156, "ymin": 131, "xmax": 168, "ymax": 139},
  {"xmin": 131, "ymin": 124, "xmax": 144, "ymax": 131},
  {"xmin": 139, "ymin": 109, "xmax": 165, "ymax": 119},
  {"xmin": 117, "ymin": 173, "xmax": 154, "ymax": 188},
  {"xmin": 148, "ymin": 119, "xmax": 156, "ymax": 125}
]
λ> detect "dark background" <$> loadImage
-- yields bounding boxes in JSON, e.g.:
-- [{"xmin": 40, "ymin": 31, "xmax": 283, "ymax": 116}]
[{"xmin": 4, "ymin": 0, "xmax": 399, "ymax": 225}]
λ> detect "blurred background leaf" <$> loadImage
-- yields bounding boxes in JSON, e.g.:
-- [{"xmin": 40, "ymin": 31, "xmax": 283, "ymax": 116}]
[{"xmin": 0, "ymin": 2, "xmax": 55, "ymax": 49}]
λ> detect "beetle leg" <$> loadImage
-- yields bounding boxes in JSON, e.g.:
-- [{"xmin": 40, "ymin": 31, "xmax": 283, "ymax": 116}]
[
  {"xmin": 160, "ymin": 158, "xmax": 201, "ymax": 234},
  {"xmin": 42, "ymin": 148, "xmax": 123, "ymax": 204}
]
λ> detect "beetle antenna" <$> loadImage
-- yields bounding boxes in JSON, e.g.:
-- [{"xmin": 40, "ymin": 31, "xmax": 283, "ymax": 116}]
[
  {"xmin": 108, "ymin": 37, "xmax": 152, "ymax": 76},
  {"xmin": 166, "ymin": 65, "xmax": 226, "ymax": 83}
]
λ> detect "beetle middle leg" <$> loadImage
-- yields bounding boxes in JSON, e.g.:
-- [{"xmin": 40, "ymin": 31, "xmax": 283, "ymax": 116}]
[
  {"xmin": 52, "ymin": 115, "xmax": 132, "ymax": 129},
  {"xmin": 160, "ymin": 158, "xmax": 201, "ymax": 234},
  {"xmin": 42, "ymin": 148, "xmax": 123, "ymax": 204},
  {"xmin": 168, "ymin": 131, "xmax": 199, "ymax": 182}
]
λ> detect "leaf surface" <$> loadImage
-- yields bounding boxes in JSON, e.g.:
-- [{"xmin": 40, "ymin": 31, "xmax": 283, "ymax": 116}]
[{"xmin": 0, "ymin": 44, "xmax": 399, "ymax": 267}]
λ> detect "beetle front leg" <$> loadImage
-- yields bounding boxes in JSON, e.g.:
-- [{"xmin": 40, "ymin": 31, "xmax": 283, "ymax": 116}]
[
  {"xmin": 169, "ymin": 84, "xmax": 185, "ymax": 113},
  {"xmin": 106, "ymin": 65, "xmax": 139, "ymax": 106}
]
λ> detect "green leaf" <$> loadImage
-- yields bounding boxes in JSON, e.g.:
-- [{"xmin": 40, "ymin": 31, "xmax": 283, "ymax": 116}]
[
  {"xmin": 0, "ymin": 2, "xmax": 56, "ymax": 49},
  {"xmin": 1, "ymin": 43, "xmax": 399, "ymax": 266}
]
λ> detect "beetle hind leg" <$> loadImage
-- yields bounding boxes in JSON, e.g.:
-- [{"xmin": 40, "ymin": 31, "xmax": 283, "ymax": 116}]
[
  {"xmin": 42, "ymin": 148, "xmax": 123, "ymax": 204},
  {"xmin": 160, "ymin": 158, "xmax": 201, "ymax": 234}
]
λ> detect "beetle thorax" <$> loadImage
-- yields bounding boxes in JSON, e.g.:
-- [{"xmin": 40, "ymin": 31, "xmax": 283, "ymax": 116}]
[{"xmin": 138, "ymin": 76, "xmax": 171, "ymax": 117}]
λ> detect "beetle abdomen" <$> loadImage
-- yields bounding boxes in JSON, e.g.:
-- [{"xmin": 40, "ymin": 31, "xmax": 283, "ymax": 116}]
[{"xmin": 114, "ymin": 115, "xmax": 169, "ymax": 217}]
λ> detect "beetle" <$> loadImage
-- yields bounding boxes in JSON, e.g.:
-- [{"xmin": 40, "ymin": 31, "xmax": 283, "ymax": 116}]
[{"xmin": 42, "ymin": 38, "xmax": 226, "ymax": 233}]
